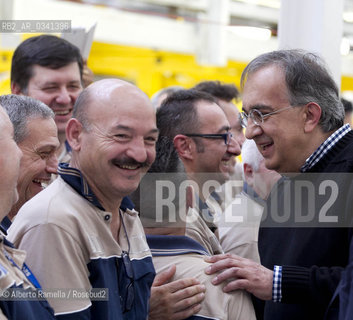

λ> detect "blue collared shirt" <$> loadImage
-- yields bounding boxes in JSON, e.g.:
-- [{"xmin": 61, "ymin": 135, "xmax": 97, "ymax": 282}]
[{"xmin": 300, "ymin": 124, "xmax": 351, "ymax": 172}]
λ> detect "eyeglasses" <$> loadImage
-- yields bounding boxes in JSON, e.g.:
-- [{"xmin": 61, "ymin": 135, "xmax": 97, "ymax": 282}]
[
  {"xmin": 184, "ymin": 132, "xmax": 233, "ymax": 145},
  {"xmin": 240, "ymin": 105, "xmax": 293, "ymax": 128},
  {"xmin": 120, "ymin": 251, "xmax": 134, "ymax": 313}
]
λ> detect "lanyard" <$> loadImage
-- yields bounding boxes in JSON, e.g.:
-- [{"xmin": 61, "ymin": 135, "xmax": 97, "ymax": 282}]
[{"xmin": 3, "ymin": 249, "xmax": 42, "ymax": 289}]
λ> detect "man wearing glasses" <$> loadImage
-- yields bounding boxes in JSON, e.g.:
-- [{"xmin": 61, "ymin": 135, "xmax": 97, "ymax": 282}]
[
  {"xmin": 192, "ymin": 81, "xmax": 245, "ymax": 217},
  {"xmin": 138, "ymin": 142, "xmax": 256, "ymax": 320},
  {"xmin": 156, "ymin": 89, "xmax": 241, "ymax": 255},
  {"xmin": 192, "ymin": 81, "xmax": 245, "ymax": 153},
  {"xmin": 205, "ymin": 49, "xmax": 353, "ymax": 320}
]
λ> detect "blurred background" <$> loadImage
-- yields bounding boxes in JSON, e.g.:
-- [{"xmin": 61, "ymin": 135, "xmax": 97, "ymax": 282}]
[{"xmin": 1, "ymin": 0, "xmax": 353, "ymax": 100}]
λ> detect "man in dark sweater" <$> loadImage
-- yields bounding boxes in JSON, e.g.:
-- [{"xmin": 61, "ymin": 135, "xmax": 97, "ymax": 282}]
[{"xmin": 204, "ymin": 49, "xmax": 353, "ymax": 320}]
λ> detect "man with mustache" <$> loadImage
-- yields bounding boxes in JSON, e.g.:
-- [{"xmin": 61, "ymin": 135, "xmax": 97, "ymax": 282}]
[
  {"xmin": 8, "ymin": 79, "xmax": 205, "ymax": 319},
  {"xmin": 204, "ymin": 49, "xmax": 353, "ymax": 320},
  {"xmin": 10, "ymin": 37, "xmax": 203, "ymax": 319}
]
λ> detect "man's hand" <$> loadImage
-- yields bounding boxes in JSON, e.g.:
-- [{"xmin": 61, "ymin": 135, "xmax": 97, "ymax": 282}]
[
  {"xmin": 204, "ymin": 253, "xmax": 273, "ymax": 301},
  {"xmin": 149, "ymin": 265, "xmax": 206, "ymax": 320}
]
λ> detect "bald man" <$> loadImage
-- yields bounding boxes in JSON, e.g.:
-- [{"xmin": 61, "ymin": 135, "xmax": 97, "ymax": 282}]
[
  {"xmin": 7, "ymin": 79, "xmax": 161, "ymax": 318},
  {"xmin": 8, "ymin": 79, "xmax": 205, "ymax": 319}
]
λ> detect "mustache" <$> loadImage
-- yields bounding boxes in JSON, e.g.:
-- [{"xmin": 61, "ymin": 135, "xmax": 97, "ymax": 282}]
[{"xmin": 111, "ymin": 157, "xmax": 151, "ymax": 168}]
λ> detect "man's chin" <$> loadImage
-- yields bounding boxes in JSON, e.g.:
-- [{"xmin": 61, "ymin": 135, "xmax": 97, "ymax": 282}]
[
  {"xmin": 215, "ymin": 172, "xmax": 229, "ymax": 186},
  {"xmin": 264, "ymin": 158, "xmax": 276, "ymax": 171},
  {"xmin": 118, "ymin": 183, "xmax": 141, "ymax": 198}
]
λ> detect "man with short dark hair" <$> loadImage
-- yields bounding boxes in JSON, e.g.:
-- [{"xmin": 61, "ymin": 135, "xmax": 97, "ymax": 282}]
[
  {"xmin": 157, "ymin": 89, "xmax": 241, "ymax": 254},
  {"xmin": 159, "ymin": 89, "xmax": 240, "ymax": 197},
  {"xmin": 192, "ymin": 81, "xmax": 244, "ymax": 149},
  {"xmin": 11, "ymin": 35, "xmax": 83, "ymax": 163},
  {"xmin": 193, "ymin": 81, "xmax": 245, "ymax": 210},
  {"xmin": 138, "ymin": 139, "xmax": 256, "ymax": 320}
]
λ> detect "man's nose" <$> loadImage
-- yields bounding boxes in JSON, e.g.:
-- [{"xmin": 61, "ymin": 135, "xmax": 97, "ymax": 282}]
[
  {"xmin": 56, "ymin": 88, "xmax": 71, "ymax": 105},
  {"xmin": 46, "ymin": 154, "xmax": 59, "ymax": 174},
  {"xmin": 227, "ymin": 135, "xmax": 241, "ymax": 156},
  {"xmin": 245, "ymin": 119, "xmax": 262, "ymax": 140}
]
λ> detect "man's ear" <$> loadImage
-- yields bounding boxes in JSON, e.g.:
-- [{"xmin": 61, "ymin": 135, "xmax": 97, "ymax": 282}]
[
  {"xmin": 66, "ymin": 118, "xmax": 83, "ymax": 151},
  {"xmin": 303, "ymin": 102, "xmax": 321, "ymax": 133},
  {"xmin": 243, "ymin": 163, "xmax": 254, "ymax": 186},
  {"xmin": 173, "ymin": 135, "xmax": 193, "ymax": 160},
  {"xmin": 11, "ymin": 82, "xmax": 23, "ymax": 95}
]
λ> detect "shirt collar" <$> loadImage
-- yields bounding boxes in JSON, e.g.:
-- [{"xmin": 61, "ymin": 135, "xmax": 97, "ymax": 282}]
[
  {"xmin": 58, "ymin": 163, "xmax": 134, "ymax": 212},
  {"xmin": 0, "ymin": 216, "xmax": 12, "ymax": 235},
  {"xmin": 146, "ymin": 235, "xmax": 209, "ymax": 256},
  {"xmin": 120, "ymin": 197, "xmax": 135, "ymax": 211},
  {"xmin": 301, "ymin": 124, "xmax": 351, "ymax": 172}
]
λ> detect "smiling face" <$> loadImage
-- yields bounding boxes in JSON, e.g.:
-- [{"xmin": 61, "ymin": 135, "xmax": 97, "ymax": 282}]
[
  {"xmin": 24, "ymin": 63, "xmax": 82, "ymax": 136},
  {"xmin": 189, "ymin": 100, "xmax": 240, "ymax": 184},
  {"xmin": 71, "ymin": 82, "xmax": 158, "ymax": 207},
  {"xmin": 16, "ymin": 117, "xmax": 59, "ymax": 207},
  {"xmin": 0, "ymin": 108, "xmax": 22, "ymax": 218},
  {"xmin": 217, "ymin": 99, "xmax": 244, "ymax": 171},
  {"xmin": 242, "ymin": 65, "xmax": 307, "ymax": 173}
]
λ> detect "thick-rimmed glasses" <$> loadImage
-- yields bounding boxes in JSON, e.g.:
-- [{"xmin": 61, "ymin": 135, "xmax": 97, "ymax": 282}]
[
  {"xmin": 240, "ymin": 106, "xmax": 293, "ymax": 128},
  {"xmin": 120, "ymin": 251, "xmax": 134, "ymax": 313},
  {"xmin": 184, "ymin": 132, "xmax": 233, "ymax": 145}
]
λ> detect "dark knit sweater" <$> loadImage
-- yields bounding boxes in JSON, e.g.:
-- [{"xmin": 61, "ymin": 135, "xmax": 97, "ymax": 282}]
[{"xmin": 255, "ymin": 130, "xmax": 353, "ymax": 320}]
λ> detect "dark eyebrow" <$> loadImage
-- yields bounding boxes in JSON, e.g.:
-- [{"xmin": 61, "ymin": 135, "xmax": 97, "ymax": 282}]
[
  {"xmin": 42, "ymin": 80, "xmax": 81, "ymax": 86},
  {"xmin": 217, "ymin": 125, "xmax": 230, "ymax": 133},
  {"xmin": 242, "ymin": 104, "xmax": 273, "ymax": 113},
  {"xmin": 149, "ymin": 128, "xmax": 160, "ymax": 135},
  {"xmin": 41, "ymin": 82, "xmax": 59, "ymax": 87}
]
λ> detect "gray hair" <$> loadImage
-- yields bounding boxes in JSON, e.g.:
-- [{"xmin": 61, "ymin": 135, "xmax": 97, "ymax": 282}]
[
  {"xmin": 0, "ymin": 94, "xmax": 54, "ymax": 143},
  {"xmin": 241, "ymin": 139, "xmax": 263, "ymax": 173},
  {"xmin": 241, "ymin": 49, "xmax": 344, "ymax": 132},
  {"xmin": 151, "ymin": 86, "xmax": 184, "ymax": 110}
]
